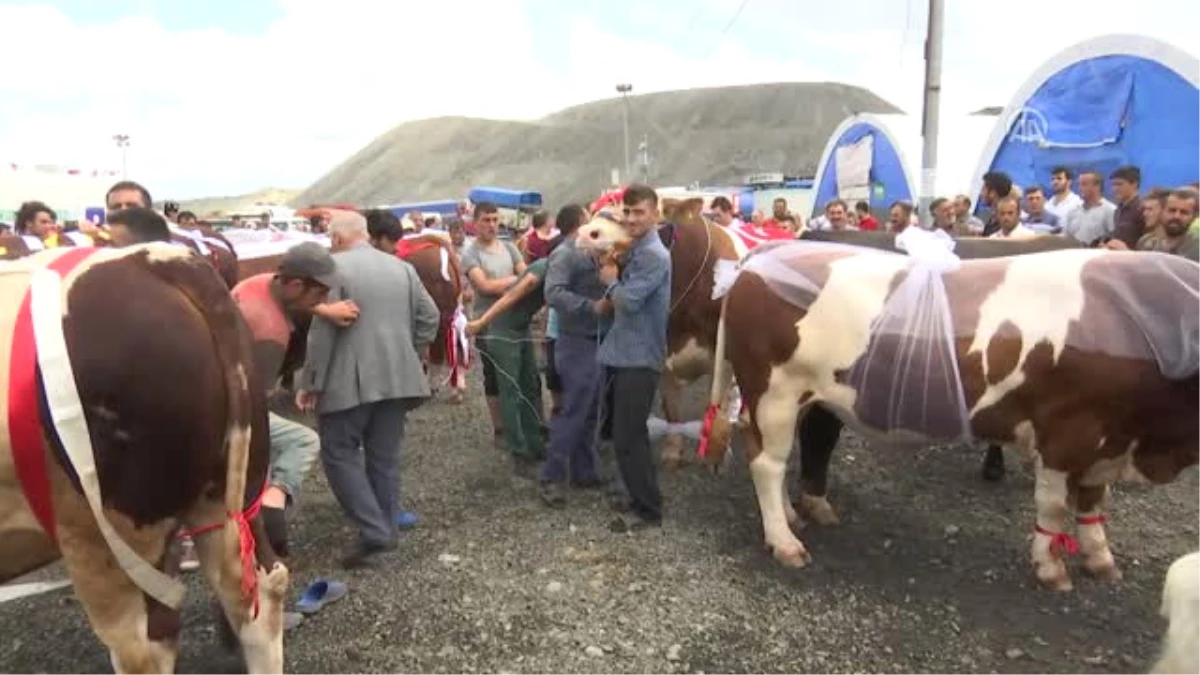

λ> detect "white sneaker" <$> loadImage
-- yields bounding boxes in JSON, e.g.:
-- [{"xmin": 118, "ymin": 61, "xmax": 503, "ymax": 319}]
[{"xmin": 179, "ymin": 536, "xmax": 200, "ymax": 572}]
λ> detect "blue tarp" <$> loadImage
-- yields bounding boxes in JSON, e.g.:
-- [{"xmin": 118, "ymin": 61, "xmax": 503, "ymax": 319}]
[
  {"xmin": 468, "ymin": 187, "xmax": 542, "ymax": 210},
  {"xmin": 384, "ymin": 200, "xmax": 460, "ymax": 217},
  {"xmin": 812, "ymin": 121, "xmax": 914, "ymax": 216},
  {"xmin": 983, "ymin": 54, "xmax": 1199, "ymax": 203}
]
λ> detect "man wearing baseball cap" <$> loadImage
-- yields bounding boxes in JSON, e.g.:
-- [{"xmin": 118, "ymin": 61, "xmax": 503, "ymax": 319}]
[{"xmin": 231, "ymin": 242, "xmax": 338, "ymax": 559}]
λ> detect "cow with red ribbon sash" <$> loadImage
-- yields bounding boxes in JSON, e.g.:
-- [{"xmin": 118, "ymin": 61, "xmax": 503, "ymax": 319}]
[{"xmin": 0, "ymin": 243, "xmax": 287, "ymax": 672}]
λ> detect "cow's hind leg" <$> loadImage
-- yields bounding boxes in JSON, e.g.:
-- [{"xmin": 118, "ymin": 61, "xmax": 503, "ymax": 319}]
[
  {"xmin": 190, "ymin": 510, "xmax": 288, "ymax": 674},
  {"xmin": 56, "ymin": 517, "xmax": 179, "ymax": 674},
  {"xmin": 1074, "ymin": 483, "xmax": 1121, "ymax": 581},
  {"xmin": 796, "ymin": 405, "xmax": 842, "ymax": 526},
  {"xmin": 658, "ymin": 370, "xmax": 687, "ymax": 470},
  {"xmin": 1031, "ymin": 462, "xmax": 1073, "ymax": 591},
  {"xmin": 749, "ymin": 390, "xmax": 810, "ymax": 568}
]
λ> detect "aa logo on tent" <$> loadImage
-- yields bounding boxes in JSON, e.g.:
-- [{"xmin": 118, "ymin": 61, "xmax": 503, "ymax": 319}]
[{"xmin": 1008, "ymin": 106, "xmax": 1049, "ymax": 145}]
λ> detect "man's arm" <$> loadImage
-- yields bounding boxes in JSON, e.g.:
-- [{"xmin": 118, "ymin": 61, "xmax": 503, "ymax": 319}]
[
  {"xmin": 409, "ymin": 267, "xmax": 441, "ymax": 347},
  {"xmin": 467, "ymin": 267, "xmax": 517, "ymax": 296},
  {"xmin": 544, "ymin": 248, "xmax": 596, "ymax": 321},
  {"xmin": 507, "ymin": 241, "xmax": 528, "ymax": 276},
  {"xmin": 299, "ymin": 285, "xmax": 342, "ymax": 393},
  {"xmin": 470, "ymin": 273, "xmax": 542, "ymax": 333},
  {"xmin": 609, "ymin": 246, "xmax": 669, "ymax": 314}
]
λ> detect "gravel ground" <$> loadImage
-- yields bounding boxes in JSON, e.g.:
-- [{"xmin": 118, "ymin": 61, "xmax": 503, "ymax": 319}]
[{"xmin": 1, "ymin": 368, "xmax": 1195, "ymax": 674}]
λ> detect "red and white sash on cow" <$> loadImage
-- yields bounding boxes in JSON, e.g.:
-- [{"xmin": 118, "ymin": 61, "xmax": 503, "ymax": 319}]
[
  {"xmin": 0, "ymin": 246, "xmax": 189, "ymax": 609},
  {"xmin": 445, "ymin": 307, "xmax": 472, "ymax": 388},
  {"xmin": 395, "ymin": 233, "xmax": 453, "ymax": 282}
]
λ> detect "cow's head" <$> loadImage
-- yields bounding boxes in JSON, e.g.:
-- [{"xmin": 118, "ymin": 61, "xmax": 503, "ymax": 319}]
[{"xmin": 574, "ymin": 208, "xmax": 631, "ymax": 263}]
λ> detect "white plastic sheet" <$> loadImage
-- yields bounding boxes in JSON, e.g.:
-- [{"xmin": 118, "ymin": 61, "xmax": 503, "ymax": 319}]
[{"xmin": 712, "ymin": 228, "xmax": 1200, "ymax": 442}]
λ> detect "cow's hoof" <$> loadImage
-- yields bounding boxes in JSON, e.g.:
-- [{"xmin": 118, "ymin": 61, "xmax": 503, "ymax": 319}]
[
  {"xmin": 449, "ymin": 391, "xmax": 464, "ymax": 405},
  {"xmin": 1034, "ymin": 562, "xmax": 1074, "ymax": 592},
  {"xmin": 799, "ymin": 494, "xmax": 840, "ymax": 526},
  {"xmin": 1084, "ymin": 558, "xmax": 1123, "ymax": 582},
  {"xmin": 769, "ymin": 542, "xmax": 812, "ymax": 568}
]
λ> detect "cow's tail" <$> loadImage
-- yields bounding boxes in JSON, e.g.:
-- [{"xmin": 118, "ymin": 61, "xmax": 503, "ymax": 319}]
[{"xmin": 696, "ymin": 292, "xmax": 735, "ymax": 463}]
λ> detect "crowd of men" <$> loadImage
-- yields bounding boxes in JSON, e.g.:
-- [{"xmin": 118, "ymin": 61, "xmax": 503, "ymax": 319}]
[
  {"xmin": 795, "ymin": 165, "xmax": 1200, "ymax": 261},
  {"xmin": 3, "ymin": 166, "xmax": 1198, "ymax": 632}
]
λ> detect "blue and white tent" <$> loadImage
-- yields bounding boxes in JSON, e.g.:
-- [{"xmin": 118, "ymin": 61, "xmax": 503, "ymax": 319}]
[
  {"xmin": 810, "ymin": 113, "xmax": 918, "ymax": 217},
  {"xmin": 969, "ymin": 34, "xmax": 1199, "ymax": 204}
]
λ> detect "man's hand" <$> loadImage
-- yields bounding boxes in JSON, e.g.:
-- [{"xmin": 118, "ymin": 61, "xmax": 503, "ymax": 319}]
[
  {"xmin": 295, "ymin": 390, "xmax": 319, "ymax": 413},
  {"xmin": 316, "ymin": 300, "xmax": 360, "ymax": 327},
  {"xmin": 592, "ymin": 298, "xmax": 613, "ymax": 316},
  {"xmin": 1104, "ymin": 239, "xmax": 1130, "ymax": 251},
  {"xmin": 466, "ymin": 319, "xmax": 485, "ymax": 336},
  {"xmin": 599, "ymin": 262, "xmax": 619, "ymax": 286}
]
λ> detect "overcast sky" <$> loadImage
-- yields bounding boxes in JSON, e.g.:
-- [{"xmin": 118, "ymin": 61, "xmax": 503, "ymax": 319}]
[{"xmin": 2, "ymin": 0, "xmax": 1197, "ymax": 199}]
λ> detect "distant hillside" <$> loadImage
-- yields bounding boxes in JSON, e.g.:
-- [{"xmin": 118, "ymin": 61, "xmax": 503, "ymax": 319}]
[
  {"xmin": 293, "ymin": 82, "xmax": 903, "ymax": 208},
  {"xmin": 179, "ymin": 188, "xmax": 301, "ymax": 217}
]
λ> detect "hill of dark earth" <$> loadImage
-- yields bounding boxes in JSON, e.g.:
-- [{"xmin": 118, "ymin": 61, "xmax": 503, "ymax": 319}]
[{"xmin": 293, "ymin": 82, "xmax": 903, "ymax": 209}]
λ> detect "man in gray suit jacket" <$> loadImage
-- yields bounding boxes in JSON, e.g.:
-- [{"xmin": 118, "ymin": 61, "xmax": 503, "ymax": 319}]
[{"xmin": 297, "ymin": 210, "xmax": 440, "ymax": 568}]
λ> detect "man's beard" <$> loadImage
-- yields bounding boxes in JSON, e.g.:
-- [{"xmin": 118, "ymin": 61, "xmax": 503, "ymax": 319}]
[{"xmin": 1163, "ymin": 220, "xmax": 1188, "ymax": 237}]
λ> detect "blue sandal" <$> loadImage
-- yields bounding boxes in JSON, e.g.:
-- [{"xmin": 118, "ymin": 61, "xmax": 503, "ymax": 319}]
[{"xmin": 295, "ymin": 579, "xmax": 348, "ymax": 615}]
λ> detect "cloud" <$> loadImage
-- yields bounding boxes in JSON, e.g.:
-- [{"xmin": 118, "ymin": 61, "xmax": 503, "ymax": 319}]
[{"xmin": 0, "ymin": 0, "xmax": 1196, "ymax": 200}]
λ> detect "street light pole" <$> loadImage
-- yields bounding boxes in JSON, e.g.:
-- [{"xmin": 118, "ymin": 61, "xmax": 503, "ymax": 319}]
[
  {"xmin": 112, "ymin": 134, "xmax": 130, "ymax": 179},
  {"xmin": 616, "ymin": 83, "xmax": 632, "ymax": 184},
  {"xmin": 919, "ymin": 0, "xmax": 944, "ymax": 228}
]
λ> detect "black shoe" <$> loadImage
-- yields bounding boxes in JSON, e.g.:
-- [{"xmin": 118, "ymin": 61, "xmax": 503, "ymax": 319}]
[
  {"xmin": 342, "ymin": 539, "xmax": 397, "ymax": 570},
  {"xmin": 607, "ymin": 493, "xmax": 632, "ymax": 513},
  {"xmin": 261, "ymin": 506, "xmax": 289, "ymax": 558},
  {"xmin": 981, "ymin": 446, "xmax": 1006, "ymax": 482},
  {"xmin": 570, "ymin": 477, "xmax": 608, "ymax": 490},
  {"xmin": 608, "ymin": 515, "xmax": 662, "ymax": 533},
  {"xmin": 539, "ymin": 482, "xmax": 567, "ymax": 509}
]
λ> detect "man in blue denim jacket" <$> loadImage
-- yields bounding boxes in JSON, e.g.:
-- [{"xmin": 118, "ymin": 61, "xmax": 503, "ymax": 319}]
[{"xmin": 597, "ymin": 184, "xmax": 672, "ymax": 531}]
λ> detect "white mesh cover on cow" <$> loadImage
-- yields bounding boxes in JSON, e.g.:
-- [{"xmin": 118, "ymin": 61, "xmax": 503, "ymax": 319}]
[
  {"xmin": 712, "ymin": 228, "xmax": 1200, "ymax": 443},
  {"xmin": 715, "ymin": 228, "xmax": 971, "ymax": 440}
]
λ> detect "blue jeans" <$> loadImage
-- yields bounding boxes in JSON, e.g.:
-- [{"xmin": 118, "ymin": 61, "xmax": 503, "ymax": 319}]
[
  {"xmin": 268, "ymin": 413, "xmax": 320, "ymax": 505},
  {"xmin": 318, "ymin": 399, "xmax": 410, "ymax": 546},
  {"xmin": 540, "ymin": 333, "xmax": 601, "ymax": 484}
]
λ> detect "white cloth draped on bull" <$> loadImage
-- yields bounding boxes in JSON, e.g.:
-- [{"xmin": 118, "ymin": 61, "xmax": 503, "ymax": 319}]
[
  {"xmin": 711, "ymin": 228, "xmax": 972, "ymax": 442},
  {"xmin": 709, "ymin": 227, "xmax": 1200, "ymax": 443}
]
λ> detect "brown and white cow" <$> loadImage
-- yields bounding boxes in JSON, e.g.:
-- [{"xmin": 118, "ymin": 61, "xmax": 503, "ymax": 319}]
[
  {"xmin": 394, "ymin": 232, "xmax": 468, "ymax": 401},
  {"xmin": 703, "ymin": 240, "xmax": 1198, "ymax": 591},
  {"xmin": 0, "ymin": 244, "xmax": 287, "ymax": 672}
]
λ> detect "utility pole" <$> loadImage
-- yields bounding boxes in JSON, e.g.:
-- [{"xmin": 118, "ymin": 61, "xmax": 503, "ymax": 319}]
[
  {"xmin": 112, "ymin": 134, "xmax": 131, "ymax": 179},
  {"xmin": 616, "ymin": 84, "xmax": 632, "ymax": 183},
  {"xmin": 918, "ymin": 0, "xmax": 944, "ymax": 228},
  {"xmin": 639, "ymin": 134, "xmax": 650, "ymax": 183}
]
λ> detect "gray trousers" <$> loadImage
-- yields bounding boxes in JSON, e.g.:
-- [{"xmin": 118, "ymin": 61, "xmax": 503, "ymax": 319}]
[
  {"xmin": 318, "ymin": 398, "xmax": 409, "ymax": 546},
  {"xmin": 268, "ymin": 413, "xmax": 320, "ymax": 505},
  {"xmin": 540, "ymin": 333, "xmax": 601, "ymax": 484}
]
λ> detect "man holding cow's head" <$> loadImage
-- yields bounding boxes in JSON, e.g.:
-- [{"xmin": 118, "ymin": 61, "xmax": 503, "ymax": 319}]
[{"xmin": 596, "ymin": 183, "xmax": 671, "ymax": 533}]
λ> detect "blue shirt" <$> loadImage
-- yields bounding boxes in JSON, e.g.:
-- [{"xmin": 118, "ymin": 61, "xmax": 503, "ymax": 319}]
[
  {"xmin": 597, "ymin": 231, "xmax": 671, "ymax": 371},
  {"xmin": 1021, "ymin": 209, "xmax": 1061, "ymax": 234}
]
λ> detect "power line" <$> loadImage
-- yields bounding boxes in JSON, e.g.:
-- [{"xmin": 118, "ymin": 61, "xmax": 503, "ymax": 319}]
[{"xmin": 700, "ymin": 0, "xmax": 752, "ymax": 59}]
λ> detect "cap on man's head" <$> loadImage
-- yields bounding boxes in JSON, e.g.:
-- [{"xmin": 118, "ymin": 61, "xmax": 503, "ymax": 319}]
[{"xmin": 278, "ymin": 242, "xmax": 338, "ymax": 288}]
